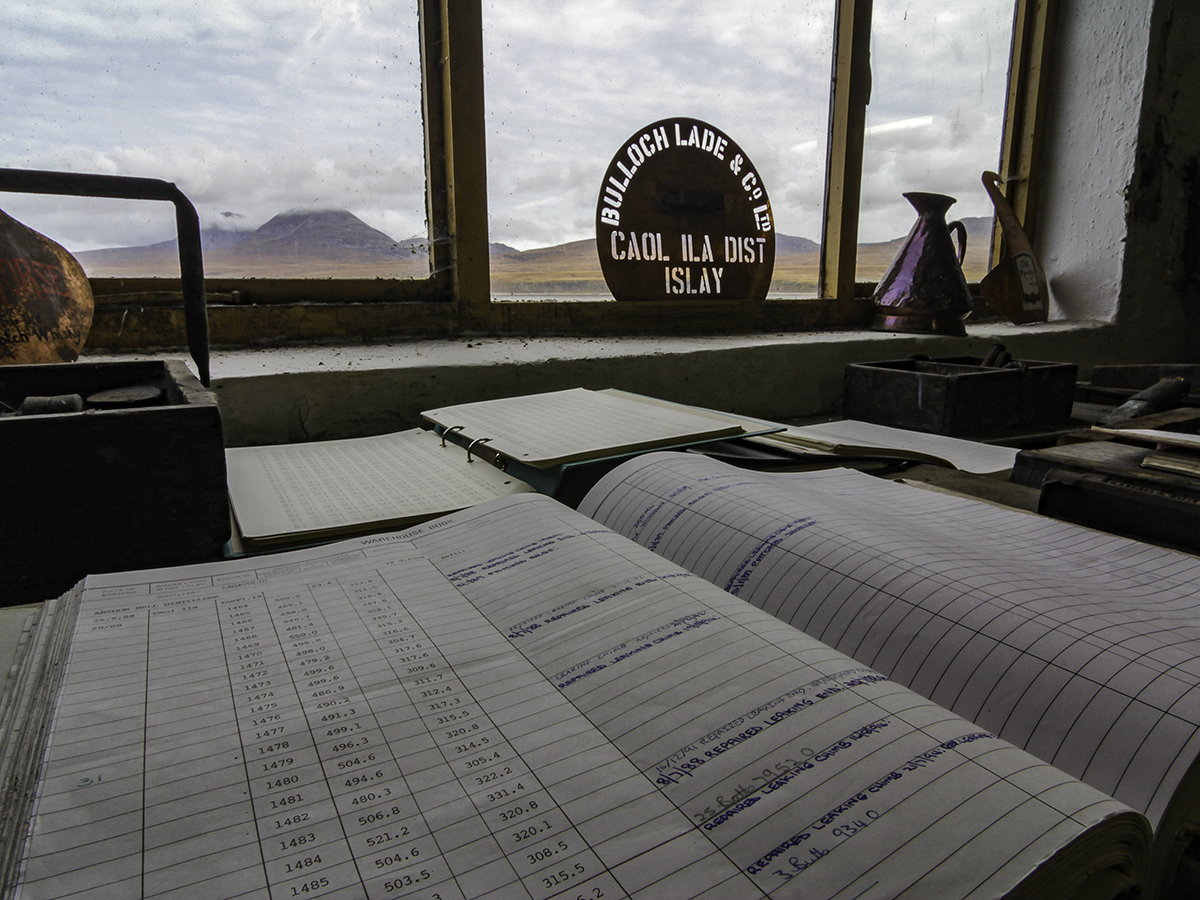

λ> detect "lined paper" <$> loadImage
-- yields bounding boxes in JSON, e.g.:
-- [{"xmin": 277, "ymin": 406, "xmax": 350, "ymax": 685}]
[
  {"xmin": 579, "ymin": 452, "xmax": 1200, "ymax": 883},
  {"xmin": 14, "ymin": 496, "xmax": 1143, "ymax": 899}
]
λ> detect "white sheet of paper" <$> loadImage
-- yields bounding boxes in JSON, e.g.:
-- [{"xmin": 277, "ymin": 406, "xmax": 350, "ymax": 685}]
[{"xmin": 754, "ymin": 420, "xmax": 1019, "ymax": 473}]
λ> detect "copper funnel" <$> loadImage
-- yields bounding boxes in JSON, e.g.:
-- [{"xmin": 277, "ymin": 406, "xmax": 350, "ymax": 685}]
[{"xmin": 870, "ymin": 192, "xmax": 973, "ymax": 336}]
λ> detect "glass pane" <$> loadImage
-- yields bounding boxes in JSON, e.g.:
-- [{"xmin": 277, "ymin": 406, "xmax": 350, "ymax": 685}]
[
  {"xmin": 0, "ymin": 1, "xmax": 426, "ymax": 280},
  {"xmin": 857, "ymin": 0, "xmax": 1013, "ymax": 283},
  {"xmin": 483, "ymin": 0, "xmax": 835, "ymax": 300}
]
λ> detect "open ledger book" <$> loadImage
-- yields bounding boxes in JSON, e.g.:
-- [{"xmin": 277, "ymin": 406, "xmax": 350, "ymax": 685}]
[{"xmin": 5, "ymin": 480, "xmax": 1167, "ymax": 899}]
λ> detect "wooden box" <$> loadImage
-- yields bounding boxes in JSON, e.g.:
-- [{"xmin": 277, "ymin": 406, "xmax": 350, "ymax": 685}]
[
  {"xmin": 1, "ymin": 360, "xmax": 229, "ymax": 604},
  {"xmin": 843, "ymin": 355, "xmax": 1077, "ymax": 437}
]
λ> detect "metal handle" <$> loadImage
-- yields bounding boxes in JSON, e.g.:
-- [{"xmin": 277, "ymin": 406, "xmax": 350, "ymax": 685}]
[
  {"xmin": 0, "ymin": 167, "xmax": 210, "ymax": 385},
  {"xmin": 948, "ymin": 219, "xmax": 967, "ymax": 266}
]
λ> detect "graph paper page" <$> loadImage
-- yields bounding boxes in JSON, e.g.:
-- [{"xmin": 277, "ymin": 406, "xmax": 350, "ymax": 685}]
[
  {"xmin": 580, "ymin": 452, "xmax": 1200, "ymax": 831},
  {"xmin": 421, "ymin": 389, "xmax": 745, "ymax": 467},
  {"xmin": 225, "ymin": 428, "xmax": 534, "ymax": 545}
]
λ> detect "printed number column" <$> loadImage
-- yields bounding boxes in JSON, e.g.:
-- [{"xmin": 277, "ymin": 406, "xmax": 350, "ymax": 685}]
[
  {"xmin": 224, "ymin": 589, "xmax": 352, "ymax": 899},
  {"xmin": 297, "ymin": 575, "xmax": 451, "ymax": 900},
  {"xmin": 369, "ymin": 563, "xmax": 613, "ymax": 900},
  {"xmin": 142, "ymin": 595, "xmax": 262, "ymax": 897},
  {"xmin": 309, "ymin": 573, "xmax": 459, "ymax": 900}
]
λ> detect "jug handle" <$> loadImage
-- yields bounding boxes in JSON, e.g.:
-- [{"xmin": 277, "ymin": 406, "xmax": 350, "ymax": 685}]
[{"xmin": 948, "ymin": 220, "xmax": 967, "ymax": 266}]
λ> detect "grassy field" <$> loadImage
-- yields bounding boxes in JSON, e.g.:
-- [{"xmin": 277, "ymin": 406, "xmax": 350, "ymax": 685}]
[
  {"xmin": 488, "ymin": 229, "xmax": 991, "ymax": 297},
  {"xmin": 81, "ymin": 230, "xmax": 992, "ymax": 295}
]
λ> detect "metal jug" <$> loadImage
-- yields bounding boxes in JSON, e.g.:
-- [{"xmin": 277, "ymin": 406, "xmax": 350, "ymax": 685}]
[{"xmin": 870, "ymin": 192, "xmax": 973, "ymax": 336}]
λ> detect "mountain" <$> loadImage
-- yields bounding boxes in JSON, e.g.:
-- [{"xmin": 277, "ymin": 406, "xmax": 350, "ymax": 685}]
[
  {"xmin": 232, "ymin": 209, "xmax": 420, "ymax": 258},
  {"xmin": 74, "ymin": 208, "xmax": 422, "ymax": 274}
]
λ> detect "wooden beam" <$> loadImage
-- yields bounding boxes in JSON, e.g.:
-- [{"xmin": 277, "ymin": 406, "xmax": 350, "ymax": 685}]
[
  {"xmin": 441, "ymin": 0, "xmax": 492, "ymax": 329},
  {"xmin": 421, "ymin": 0, "xmax": 454, "ymax": 298},
  {"xmin": 820, "ymin": 0, "xmax": 872, "ymax": 305},
  {"xmin": 992, "ymin": 0, "xmax": 1059, "ymax": 267}
]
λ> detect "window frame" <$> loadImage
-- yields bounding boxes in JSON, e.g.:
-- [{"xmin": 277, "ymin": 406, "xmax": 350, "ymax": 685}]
[{"xmin": 81, "ymin": 0, "xmax": 1051, "ymax": 350}]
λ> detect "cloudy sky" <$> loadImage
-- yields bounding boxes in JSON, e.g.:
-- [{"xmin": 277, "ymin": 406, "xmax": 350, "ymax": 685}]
[{"xmin": 1, "ymin": 0, "xmax": 1013, "ymax": 255}]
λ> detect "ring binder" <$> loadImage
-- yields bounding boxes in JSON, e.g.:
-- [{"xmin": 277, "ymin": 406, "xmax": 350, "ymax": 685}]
[
  {"xmin": 422, "ymin": 387, "xmax": 779, "ymax": 478},
  {"xmin": 466, "ymin": 436, "xmax": 492, "ymax": 462},
  {"xmin": 226, "ymin": 389, "xmax": 783, "ymax": 550}
]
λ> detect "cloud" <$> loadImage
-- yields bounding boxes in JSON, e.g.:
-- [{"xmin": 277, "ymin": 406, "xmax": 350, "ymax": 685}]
[
  {"xmin": 1, "ymin": 0, "xmax": 423, "ymax": 250},
  {"xmin": 2, "ymin": 0, "xmax": 1014, "ymax": 255},
  {"xmin": 481, "ymin": 0, "xmax": 837, "ymax": 248}
]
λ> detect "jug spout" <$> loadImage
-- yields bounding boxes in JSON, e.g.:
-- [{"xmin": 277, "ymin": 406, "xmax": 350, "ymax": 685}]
[{"xmin": 870, "ymin": 192, "xmax": 973, "ymax": 336}]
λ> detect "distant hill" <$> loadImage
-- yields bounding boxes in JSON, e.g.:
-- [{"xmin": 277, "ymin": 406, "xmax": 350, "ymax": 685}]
[
  {"xmin": 776, "ymin": 234, "xmax": 821, "ymax": 254},
  {"xmin": 858, "ymin": 216, "xmax": 992, "ymax": 253},
  {"xmin": 75, "ymin": 208, "xmax": 426, "ymax": 278},
  {"xmin": 76, "ymin": 213, "xmax": 823, "ymax": 270},
  {"xmin": 395, "ymin": 237, "xmax": 519, "ymax": 257}
]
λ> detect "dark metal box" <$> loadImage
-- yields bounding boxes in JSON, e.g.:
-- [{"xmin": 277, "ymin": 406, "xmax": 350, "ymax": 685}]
[
  {"xmin": 2, "ymin": 359, "xmax": 228, "ymax": 604},
  {"xmin": 842, "ymin": 355, "xmax": 1077, "ymax": 437}
]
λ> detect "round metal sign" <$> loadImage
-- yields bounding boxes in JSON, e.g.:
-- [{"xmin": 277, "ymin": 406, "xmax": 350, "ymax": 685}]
[{"xmin": 596, "ymin": 117, "xmax": 774, "ymax": 301}]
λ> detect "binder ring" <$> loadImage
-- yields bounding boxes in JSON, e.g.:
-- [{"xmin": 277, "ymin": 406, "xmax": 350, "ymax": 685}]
[
  {"xmin": 440, "ymin": 425, "xmax": 466, "ymax": 448},
  {"xmin": 466, "ymin": 437, "xmax": 492, "ymax": 462}
]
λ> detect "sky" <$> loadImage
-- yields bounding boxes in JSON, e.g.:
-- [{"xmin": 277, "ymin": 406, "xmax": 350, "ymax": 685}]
[{"xmin": 0, "ymin": 0, "xmax": 1014, "ymax": 255}]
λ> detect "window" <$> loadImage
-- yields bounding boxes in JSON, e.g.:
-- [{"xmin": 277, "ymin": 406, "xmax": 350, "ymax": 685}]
[
  {"xmin": 0, "ymin": 0, "xmax": 1050, "ymax": 347},
  {"xmin": 855, "ymin": 0, "xmax": 1016, "ymax": 284},
  {"xmin": 482, "ymin": 1, "xmax": 835, "ymax": 302},
  {"xmin": 1, "ymin": 0, "xmax": 451, "ymax": 347}
]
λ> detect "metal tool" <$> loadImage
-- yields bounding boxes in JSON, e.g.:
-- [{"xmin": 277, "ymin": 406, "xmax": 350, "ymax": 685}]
[{"xmin": 980, "ymin": 171, "xmax": 1048, "ymax": 325}]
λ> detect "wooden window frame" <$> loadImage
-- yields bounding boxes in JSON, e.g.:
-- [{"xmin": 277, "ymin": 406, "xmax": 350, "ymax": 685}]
[
  {"xmin": 990, "ymin": 0, "xmax": 1059, "ymax": 268},
  {"xmin": 84, "ymin": 0, "xmax": 1051, "ymax": 350}
]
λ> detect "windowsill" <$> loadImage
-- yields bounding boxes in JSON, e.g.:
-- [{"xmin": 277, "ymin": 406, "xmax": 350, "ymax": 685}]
[
  {"xmin": 83, "ymin": 319, "xmax": 1114, "ymax": 377},
  {"xmin": 82, "ymin": 319, "xmax": 1121, "ymax": 447}
]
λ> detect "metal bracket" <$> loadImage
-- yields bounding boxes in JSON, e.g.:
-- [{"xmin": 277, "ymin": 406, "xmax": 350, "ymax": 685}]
[{"xmin": 0, "ymin": 167, "xmax": 211, "ymax": 385}]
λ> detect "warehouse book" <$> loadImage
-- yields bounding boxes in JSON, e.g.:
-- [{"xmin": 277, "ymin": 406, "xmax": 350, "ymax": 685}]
[
  {"xmin": 2, "ymin": 492, "xmax": 1153, "ymax": 900},
  {"xmin": 224, "ymin": 388, "xmax": 772, "ymax": 548}
]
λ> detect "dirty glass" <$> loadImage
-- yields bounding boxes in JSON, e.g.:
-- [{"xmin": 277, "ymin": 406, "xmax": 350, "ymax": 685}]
[
  {"xmin": 856, "ymin": 0, "xmax": 1014, "ymax": 283},
  {"xmin": 482, "ymin": 1, "xmax": 837, "ymax": 300}
]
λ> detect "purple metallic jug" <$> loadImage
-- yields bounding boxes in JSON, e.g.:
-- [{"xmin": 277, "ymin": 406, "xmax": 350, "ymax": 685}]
[{"xmin": 870, "ymin": 192, "xmax": 973, "ymax": 336}]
